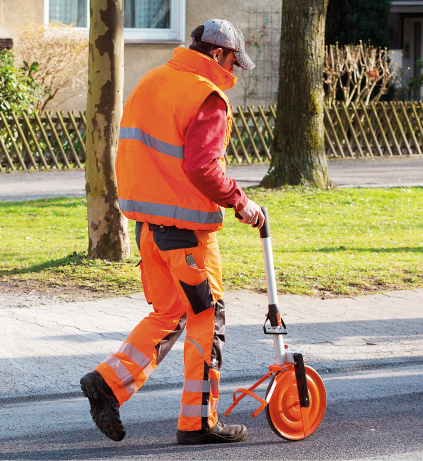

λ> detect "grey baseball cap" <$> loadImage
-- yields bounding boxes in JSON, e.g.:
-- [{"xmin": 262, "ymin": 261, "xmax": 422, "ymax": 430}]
[{"xmin": 197, "ymin": 19, "xmax": 255, "ymax": 71}]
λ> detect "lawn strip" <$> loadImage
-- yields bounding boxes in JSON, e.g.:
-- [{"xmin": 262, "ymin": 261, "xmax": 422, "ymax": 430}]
[{"xmin": 0, "ymin": 188, "xmax": 422, "ymax": 298}]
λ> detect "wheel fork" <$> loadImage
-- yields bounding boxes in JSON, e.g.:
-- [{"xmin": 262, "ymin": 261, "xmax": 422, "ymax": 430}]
[{"xmin": 224, "ymin": 363, "xmax": 295, "ymax": 418}]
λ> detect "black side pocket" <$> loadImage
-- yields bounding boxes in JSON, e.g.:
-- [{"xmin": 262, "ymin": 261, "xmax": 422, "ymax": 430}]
[
  {"xmin": 140, "ymin": 261, "xmax": 153, "ymax": 304},
  {"xmin": 149, "ymin": 224, "xmax": 198, "ymax": 251},
  {"xmin": 135, "ymin": 222, "xmax": 143, "ymax": 250},
  {"xmin": 179, "ymin": 279, "xmax": 214, "ymax": 314}
]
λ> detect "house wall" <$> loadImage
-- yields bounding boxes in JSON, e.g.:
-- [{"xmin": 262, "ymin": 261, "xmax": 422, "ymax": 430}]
[
  {"xmin": 0, "ymin": 0, "xmax": 281, "ymax": 112},
  {"xmin": 0, "ymin": 0, "xmax": 44, "ymax": 40},
  {"xmin": 123, "ymin": 0, "xmax": 281, "ymax": 113}
]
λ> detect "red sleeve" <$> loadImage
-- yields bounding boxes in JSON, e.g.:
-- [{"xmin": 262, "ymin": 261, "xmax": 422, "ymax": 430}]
[{"xmin": 183, "ymin": 92, "xmax": 248, "ymax": 211}]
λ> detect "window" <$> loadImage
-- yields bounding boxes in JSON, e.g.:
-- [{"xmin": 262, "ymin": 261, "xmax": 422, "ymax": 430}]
[
  {"xmin": 44, "ymin": 0, "xmax": 186, "ymax": 41},
  {"xmin": 124, "ymin": 0, "xmax": 170, "ymax": 29},
  {"xmin": 48, "ymin": 0, "xmax": 88, "ymax": 27}
]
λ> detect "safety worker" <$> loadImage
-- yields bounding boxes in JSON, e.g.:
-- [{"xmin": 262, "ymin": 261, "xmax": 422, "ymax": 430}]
[{"xmin": 80, "ymin": 19, "xmax": 265, "ymax": 445}]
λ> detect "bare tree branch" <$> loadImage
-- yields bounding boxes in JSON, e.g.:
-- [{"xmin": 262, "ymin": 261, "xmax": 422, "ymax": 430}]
[
  {"xmin": 324, "ymin": 42, "xmax": 396, "ymax": 107},
  {"xmin": 14, "ymin": 21, "xmax": 88, "ymax": 111}
]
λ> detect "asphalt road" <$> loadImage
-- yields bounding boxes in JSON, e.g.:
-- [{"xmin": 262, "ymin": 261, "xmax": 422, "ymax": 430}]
[
  {"xmin": 1, "ymin": 157, "xmax": 423, "ymax": 202},
  {"xmin": 1, "ymin": 364, "xmax": 422, "ymax": 460}
]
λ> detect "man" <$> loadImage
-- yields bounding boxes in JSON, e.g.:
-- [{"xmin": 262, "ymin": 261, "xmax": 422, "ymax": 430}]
[{"xmin": 80, "ymin": 19, "xmax": 264, "ymax": 445}]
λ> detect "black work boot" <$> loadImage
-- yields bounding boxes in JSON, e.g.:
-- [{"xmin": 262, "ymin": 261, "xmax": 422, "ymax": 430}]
[
  {"xmin": 80, "ymin": 371, "xmax": 126, "ymax": 442},
  {"xmin": 177, "ymin": 420, "xmax": 248, "ymax": 445}
]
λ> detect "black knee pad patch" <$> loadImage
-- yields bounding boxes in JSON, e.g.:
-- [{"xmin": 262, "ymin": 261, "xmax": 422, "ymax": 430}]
[{"xmin": 179, "ymin": 278, "xmax": 214, "ymax": 314}]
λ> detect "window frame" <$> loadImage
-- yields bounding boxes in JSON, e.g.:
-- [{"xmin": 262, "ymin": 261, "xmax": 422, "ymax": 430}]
[{"xmin": 44, "ymin": 0, "xmax": 186, "ymax": 42}]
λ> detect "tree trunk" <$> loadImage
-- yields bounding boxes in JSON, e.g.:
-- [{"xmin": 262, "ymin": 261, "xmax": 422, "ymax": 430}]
[
  {"xmin": 261, "ymin": 0, "xmax": 331, "ymax": 189},
  {"xmin": 85, "ymin": 0, "xmax": 130, "ymax": 260}
]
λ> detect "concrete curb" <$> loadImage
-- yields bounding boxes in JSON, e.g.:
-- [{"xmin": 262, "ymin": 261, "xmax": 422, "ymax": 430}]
[
  {"xmin": 1, "ymin": 158, "xmax": 423, "ymax": 201},
  {"xmin": 2, "ymin": 358, "xmax": 423, "ymax": 406},
  {"xmin": 1, "ymin": 289, "xmax": 422, "ymax": 402}
]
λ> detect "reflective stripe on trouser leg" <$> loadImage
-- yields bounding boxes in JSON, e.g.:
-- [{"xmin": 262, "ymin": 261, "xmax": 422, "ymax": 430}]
[
  {"xmin": 181, "ymin": 376, "xmax": 219, "ymax": 394},
  {"xmin": 95, "ymin": 222, "xmax": 187, "ymax": 406},
  {"xmin": 178, "ymin": 299, "xmax": 225, "ymax": 432},
  {"xmin": 143, "ymin": 227, "xmax": 224, "ymax": 432},
  {"xmin": 100, "ymin": 347, "xmax": 151, "ymax": 399},
  {"xmin": 96, "ymin": 312, "xmax": 186, "ymax": 406},
  {"xmin": 208, "ymin": 299, "xmax": 224, "ymax": 428}
]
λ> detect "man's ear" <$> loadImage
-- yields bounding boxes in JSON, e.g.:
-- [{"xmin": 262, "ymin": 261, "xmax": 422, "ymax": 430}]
[{"xmin": 212, "ymin": 48, "xmax": 224, "ymax": 62}]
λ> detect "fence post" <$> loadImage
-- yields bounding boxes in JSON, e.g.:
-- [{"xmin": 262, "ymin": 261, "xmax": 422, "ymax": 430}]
[{"xmin": 2, "ymin": 101, "xmax": 423, "ymax": 171}]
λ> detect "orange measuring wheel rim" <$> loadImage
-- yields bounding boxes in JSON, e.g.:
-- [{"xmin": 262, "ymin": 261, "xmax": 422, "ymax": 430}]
[{"xmin": 265, "ymin": 365, "xmax": 326, "ymax": 441}]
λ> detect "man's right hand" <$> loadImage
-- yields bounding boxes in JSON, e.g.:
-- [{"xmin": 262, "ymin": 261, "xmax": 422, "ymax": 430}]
[{"xmin": 236, "ymin": 199, "xmax": 265, "ymax": 229}]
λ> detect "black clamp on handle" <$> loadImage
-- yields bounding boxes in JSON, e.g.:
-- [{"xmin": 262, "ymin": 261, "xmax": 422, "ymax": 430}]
[{"xmin": 263, "ymin": 313, "xmax": 288, "ymax": 335}]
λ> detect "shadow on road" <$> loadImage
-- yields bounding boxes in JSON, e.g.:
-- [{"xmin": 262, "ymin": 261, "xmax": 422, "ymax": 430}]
[{"xmin": 1, "ymin": 394, "xmax": 422, "ymax": 460}]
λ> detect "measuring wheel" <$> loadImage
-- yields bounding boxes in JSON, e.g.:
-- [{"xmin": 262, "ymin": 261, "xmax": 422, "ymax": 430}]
[
  {"xmin": 226, "ymin": 207, "xmax": 327, "ymax": 441},
  {"xmin": 265, "ymin": 365, "xmax": 326, "ymax": 440}
]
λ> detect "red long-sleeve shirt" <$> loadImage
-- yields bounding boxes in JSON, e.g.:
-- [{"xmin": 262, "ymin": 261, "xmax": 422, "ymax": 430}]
[{"xmin": 183, "ymin": 92, "xmax": 248, "ymax": 212}]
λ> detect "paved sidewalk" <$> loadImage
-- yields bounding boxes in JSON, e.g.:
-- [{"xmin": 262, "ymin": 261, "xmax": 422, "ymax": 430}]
[
  {"xmin": 1, "ymin": 157, "xmax": 423, "ymax": 201},
  {"xmin": 1, "ymin": 288, "xmax": 422, "ymax": 402}
]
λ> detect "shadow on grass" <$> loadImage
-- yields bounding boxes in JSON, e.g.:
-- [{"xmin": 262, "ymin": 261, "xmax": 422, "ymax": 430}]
[
  {"xmin": 2, "ymin": 246, "xmax": 422, "ymax": 279},
  {"xmin": 0, "ymin": 197, "xmax": 85, "ymax": 209},
  {"xmin": 283, "ymin": 246, "xmax": 423, "ymax": 254},
  {"xmin": 0, "ymin": 252, "xmax": 91, "ymax": 277}
]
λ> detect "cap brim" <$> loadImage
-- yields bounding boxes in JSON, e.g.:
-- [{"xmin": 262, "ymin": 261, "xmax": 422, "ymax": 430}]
[{"xmin": 234, "ymin": 50, "xmax": 255, "ymax": 70}]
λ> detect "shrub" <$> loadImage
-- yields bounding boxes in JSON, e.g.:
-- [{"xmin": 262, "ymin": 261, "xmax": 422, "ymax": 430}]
[
  {"xmin": 15, "ymin": 21, "xmax": 88, "ymax": 112},
  {"xmin": 324, "ymin": 43, "xmax": 396, "ymax": 107},
  {"xmin": 0, "ymin": 49, "xmax": 42, "ymax": 116}
]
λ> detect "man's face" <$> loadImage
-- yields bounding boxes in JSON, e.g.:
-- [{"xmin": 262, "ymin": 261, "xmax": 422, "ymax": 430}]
[{"xmin": 213, "ymin": 48, "xmax": 238, "ymax": 74}]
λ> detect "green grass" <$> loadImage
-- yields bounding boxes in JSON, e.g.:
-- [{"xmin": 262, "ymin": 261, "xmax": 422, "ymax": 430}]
[
  {"xmin": 1, "ymin": 187, "xmax": 422, "ymax": 297},
  {"xmin": 222, "ymin": 187, "xmax": 423, "ymax": 296}
]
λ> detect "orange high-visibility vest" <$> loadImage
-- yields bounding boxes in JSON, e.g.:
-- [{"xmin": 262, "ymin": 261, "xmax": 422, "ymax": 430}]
[{"xmin": 115, "ymin": 48, "xmax": 237, "ymax": 231}]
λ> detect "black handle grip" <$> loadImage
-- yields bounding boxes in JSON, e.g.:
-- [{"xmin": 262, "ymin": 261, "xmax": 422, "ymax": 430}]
[{"xmin": 259, "ymin": 206, "xmax": 270, "ymax": 238}]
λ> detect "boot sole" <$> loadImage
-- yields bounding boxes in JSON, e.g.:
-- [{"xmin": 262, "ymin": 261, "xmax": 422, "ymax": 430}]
[
  {"xmin": 177, "ymin": 427, "xmax": 248, "ymax": 445},
  {"xmin": 80, "ymin": 374, "xmax": 126, "ymax": 442}
]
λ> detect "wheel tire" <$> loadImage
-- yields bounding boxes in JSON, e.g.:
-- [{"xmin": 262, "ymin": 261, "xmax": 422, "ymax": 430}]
[{"xmin": 265, "ymin": 365, "xmax": 326, "ymax": 441}]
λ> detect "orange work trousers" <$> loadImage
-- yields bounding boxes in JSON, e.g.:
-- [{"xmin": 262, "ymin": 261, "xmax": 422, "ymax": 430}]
[{"xmin": 96, "ymin": 222, "xmax": 225, "ymax": 431}]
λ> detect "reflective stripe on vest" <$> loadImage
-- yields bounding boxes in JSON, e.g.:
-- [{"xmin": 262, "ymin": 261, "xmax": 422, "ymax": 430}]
[
  {"xmin": 119, "ymin": 127, "xmax": 184, "ymax": 159},
  {"xmin": 118, "ymin": 198, "xmax": 224, "ymax": 225}
]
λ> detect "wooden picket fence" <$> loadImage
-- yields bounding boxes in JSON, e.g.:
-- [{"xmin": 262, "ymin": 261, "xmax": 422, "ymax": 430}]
[
  {"xmin": 323, "ymin": 101, "xmax": 423, "ymax": 158},
  {"xmin": 0, "ymin": 111, "xmax": 86, "ymax": 172},
  {"xmin": 1, "ymin": 101, "xmax": 423, "ymax": 172}
]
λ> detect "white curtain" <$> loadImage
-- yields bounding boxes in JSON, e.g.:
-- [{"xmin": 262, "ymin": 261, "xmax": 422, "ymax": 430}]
[
  {"xmin": 124, "ymin": 0, "xmax": 170, "ymax": 29},
  {"xmin": 49, "ymin": 0, "xmax": 87, "ymax": 27}
]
